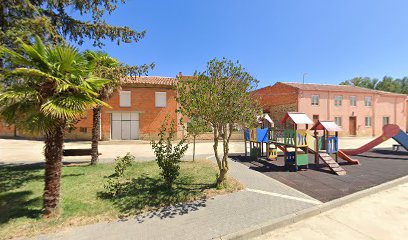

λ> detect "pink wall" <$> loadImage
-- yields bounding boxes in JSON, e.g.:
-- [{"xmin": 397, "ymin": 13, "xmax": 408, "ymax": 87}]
[{"xmin": 298, "ymin": 90, "xmax": 406, "ymax": 137}]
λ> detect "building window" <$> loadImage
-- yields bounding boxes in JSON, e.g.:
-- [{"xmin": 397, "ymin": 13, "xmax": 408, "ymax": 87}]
[
  {"xmin": 334, "ymin": 96, "xmax": 343, "ymax": 106},
  {"xmin": 119, "ymin": 91, "xmax": 131, "ymax": 107},
  {"xmin": 364, "ymin": 96, "xmax": 372, "ymax": 107},
  {"xmin": 313, "ymin": 115, "xmax": 319, "ymax": 123},
  {"xmin": 311, "ymin": 95, "xmax": 319, "ymax": 106},
  {"xmin": 365, "ymin": 117, "xmax": 372, "ymax": 127},
  {"xmin": 350, "ymin": 96, "xmax": 357, "ymax": 106},
  {"xmin": 334, "ymin": 117, "xmax": 342, "ymax": 126},
  {"xmin": 79, "ymin": 127, "xmax": 88, "ymax": 133},
  {"xmin": 155, "ymin": 92, "xmax": 167, "ymax": 108},
  {"xmin": 383, "ymin": 116, "xmax": 390, "ymax": 126}
]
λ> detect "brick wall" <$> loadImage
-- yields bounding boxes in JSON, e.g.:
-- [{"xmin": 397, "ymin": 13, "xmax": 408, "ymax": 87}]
[
  {"xmin": 252, "ymin": 82, "xmax": 299, "ymax": 123},
  {"xmin": 0, "ymin": 120, "xmax": 15, "ymax": 137},
  {"xmin": 70, "ymin": 85, "xmax": 179, "ymax": 141},
  {"xmin": 268, "ymin": 103, "xmax": 298, "ymax": 124}
]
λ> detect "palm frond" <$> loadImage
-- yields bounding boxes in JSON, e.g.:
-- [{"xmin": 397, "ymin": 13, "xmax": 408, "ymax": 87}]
[
  {"xmin": 0, "ymin": 87, "xmax": 39, "ymax": 103},
  {"xmin": 84, "ymin": 76, "xmax": 111, "ymax": 91},
  {"xmin": 17, "ymin": 37, "xmax": 50, "ymax": 70},
  {"xmin": 0, "ymin": 46, "xmax": 35, "ymax": 67},
  {"xmin": 1, "ymin": 37, "xmax": 115, "ymax": 135},
  {"xmin": 10, "ymin": 68, "xmax": 64, "ymax": 83}
]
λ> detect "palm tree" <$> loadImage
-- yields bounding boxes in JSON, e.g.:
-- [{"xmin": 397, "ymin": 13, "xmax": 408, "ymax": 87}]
[
  {"xmin": 0, "ymin": 37, "xmax": 108, "ymax": 217},
  {"xmin": 84, "ymin": 51, "xmax": 153, "ymax": 165},
  {"xmin": 84, "ymin": 51, "xmax": 121, "ymax": 165}
]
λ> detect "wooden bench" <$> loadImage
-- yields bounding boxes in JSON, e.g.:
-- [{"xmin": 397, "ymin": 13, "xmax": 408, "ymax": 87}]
[
  {"xmin": 63, "ymin": 149, "xmax": 102, "ymax": 156},
  {"xmin": 392, "ymin": 144, "xmax": 401, "ymax": 151}
]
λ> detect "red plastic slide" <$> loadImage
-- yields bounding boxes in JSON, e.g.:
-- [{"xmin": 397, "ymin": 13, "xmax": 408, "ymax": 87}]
[
  {"xmin": 277, "ymin": 145, "xmax": 286, "ymax": 152},
  {"xmin": 341, "ymin": 124, "xmax": 401, "ymax": 156},
  {"xmin": 337, "ymin": 150, "xmax": 360, "ymax": 164}
]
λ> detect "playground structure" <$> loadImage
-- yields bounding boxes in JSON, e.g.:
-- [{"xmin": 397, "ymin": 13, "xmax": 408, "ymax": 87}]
[
  {"xmin": 244, "ymin": 114, "xmax": 275, "ymax": 160},
  {"xmin": 309, "ymin": 120, "xmax": 359, "ymax": 165},
  {"xmin": 244, "ymin": 112, "xmax": 367, "ymax": 175},
  {"xmin": 244, "ymin": 111, "xmax": 408, "ymax": 175},
  {"xmin": 341, "ymin": 124, "xmax": 408, "ymax": 155},
  {"xmin": 309, "ymin": 120, "xmax": 358, "ymax": 175},
  {"xmin": 272, "ymin": 112, "xmax": 313, "ymax": 171}
]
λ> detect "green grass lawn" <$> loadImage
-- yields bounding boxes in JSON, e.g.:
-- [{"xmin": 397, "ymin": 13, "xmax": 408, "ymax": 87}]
[{"xmin": 0, "ymin": 160, "xmax": 243, "ymax": 240}]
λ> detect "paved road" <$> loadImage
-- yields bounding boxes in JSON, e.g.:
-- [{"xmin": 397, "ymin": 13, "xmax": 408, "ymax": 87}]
[
  {"xmin": 0, "ymin": 137, "xmax": 398, "ymax": 164},
  {"xmin": 253, "ymin": 182, "xmax": 408, "ymax": 240}
]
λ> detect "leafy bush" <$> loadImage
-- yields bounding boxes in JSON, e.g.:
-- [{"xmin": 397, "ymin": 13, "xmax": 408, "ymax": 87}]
[
  {"xmin": 151, "ymin": 117, "xmax": 188, "ymax": 188},
  {"xmin": 104, "ymin": 153, "xmax": 135, "ymax": 196}
]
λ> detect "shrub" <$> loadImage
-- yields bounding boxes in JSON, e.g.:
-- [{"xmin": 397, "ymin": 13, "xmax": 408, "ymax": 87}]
[
  {"xmin": 151, "ymin": 117, "xmax": 188, "ymax": 188},
  {"xmin": 104, "ymin": 153, "xmax": 135, "ymax": 196}
]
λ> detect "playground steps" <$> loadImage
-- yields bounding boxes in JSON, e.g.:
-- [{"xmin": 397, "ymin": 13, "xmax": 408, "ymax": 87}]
[{"xmin": 319, "ymin": 153, "xmax": 347, "ymax": 176}]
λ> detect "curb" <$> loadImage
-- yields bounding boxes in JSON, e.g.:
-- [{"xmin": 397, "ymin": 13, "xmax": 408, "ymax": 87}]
[{"xmin": 217, "ymin": 175, "xmax": 408, "ymax": 240}]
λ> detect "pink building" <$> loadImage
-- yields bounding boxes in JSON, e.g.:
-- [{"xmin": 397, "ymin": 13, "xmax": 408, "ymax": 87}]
[{"xmin": 253, "ymin": 82, "xmax": 407, "ymax": 137}]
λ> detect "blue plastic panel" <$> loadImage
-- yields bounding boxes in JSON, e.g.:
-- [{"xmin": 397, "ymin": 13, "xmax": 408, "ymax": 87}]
[
  {"xmin": 256, "ymin": 128, "xmax": 269, "ymax": 143},
  {"xmin": 245, "ymin": 128, "xmax": 250, "ymax": 141},
  {"xmin": 393, "ymin": 130, "xmax": 408, "ymax": 151},
  {"xmin": 327, "ymin": 136, "xmax": 339, "ymax": 154}
]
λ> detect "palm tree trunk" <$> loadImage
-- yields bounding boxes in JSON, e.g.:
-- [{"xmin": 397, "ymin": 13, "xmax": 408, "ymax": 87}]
[
  {"xmin": 43, "ymin": 122, "xmax": 65, "ymax": 217},
  {"xmin": 91, "ymin": 106, "xmax": 101, "ymax": 165}
]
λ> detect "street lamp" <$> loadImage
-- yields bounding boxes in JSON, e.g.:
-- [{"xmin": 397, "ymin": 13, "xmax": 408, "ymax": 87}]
[{"xmin": 303, "ymin": 73, "xmax": 308, "ymax": 84}]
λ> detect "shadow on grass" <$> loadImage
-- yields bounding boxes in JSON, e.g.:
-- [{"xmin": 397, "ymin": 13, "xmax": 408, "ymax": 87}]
[
  {"xmin": 0, "ymin": 191, "xmax": 42, "ymax": 224},
  {"xmin": 0, "ymin": 163, "xmax": 43, "ymax": 192},
  {"xmin": 0, "ymin": 163, "xmax": 85, "ymax": 225},
  {"xmin": 99, "ymin": 174, "xmax": 211, "ymax": 222},
  {"xmin": 0, "ymin": 164, "xmax": 43, "ymax": 225}
]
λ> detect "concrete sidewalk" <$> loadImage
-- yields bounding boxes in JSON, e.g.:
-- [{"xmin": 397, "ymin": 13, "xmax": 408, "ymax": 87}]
[
  {"xmin": 254, "ymin": 182, "xmax": 408, "ymax": 240},
  {"xmin": 35, "ymin": 159, "xmax": 320, "ymax": 240}
]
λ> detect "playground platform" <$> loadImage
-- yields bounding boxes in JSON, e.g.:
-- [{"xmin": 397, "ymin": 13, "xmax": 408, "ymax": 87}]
[{"xmin": 231, "ymin": 148, "xmax": 408, "ymax": 202}]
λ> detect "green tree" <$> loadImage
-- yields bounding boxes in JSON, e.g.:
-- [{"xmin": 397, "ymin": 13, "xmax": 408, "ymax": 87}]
[
  {"xmin": 340, "ymin": 76, "xmax": 407, "ymax": 94},
  {"xmin": 340, "ymin": 77, "xmax": 379, "ymax": 89},
  {"xmin": 0, "ymin": 0, "xmax": 146, "ymax": 69},
  {"xmin": 399, "ymin": 77, "xmax": 408, "ymax": 94},
  {"xmin": 177, "ymin": 58, "xmax": 261, "ymax": 186},
  {"xmin": 0, "ymin": 37, "xmax": 108, "ymax": 216},
  {"xmin": 187, "ymin": 116, "xmax": 210, "ymax": 161},
  {"xmin": 376, "ymin": 76, "xmax": 401, "ymax": 93},
  {"xmin": 83, "ymin": 51, "xmax": 153, "ymax": 165}
]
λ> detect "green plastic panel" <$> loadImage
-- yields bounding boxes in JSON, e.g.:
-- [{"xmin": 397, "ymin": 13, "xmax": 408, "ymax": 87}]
[
  {"xmin": 296, "ymin": 153, "xmax": 309, "ymax": 166},
  {"xmin": 250, "ymin": 147, "xmax": 261, "ymax": 159}
]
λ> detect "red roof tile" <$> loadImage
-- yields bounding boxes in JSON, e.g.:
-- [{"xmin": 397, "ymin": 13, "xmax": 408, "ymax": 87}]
[
  {"xmin": 121, "ymin": 76, "xmax": 178, "ymax": 86},
  {"xmin": 282, "ymin": 82, "xmax": 407, "ymax": 97}
]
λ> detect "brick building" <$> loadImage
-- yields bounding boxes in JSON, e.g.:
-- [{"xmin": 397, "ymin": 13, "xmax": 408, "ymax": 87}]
[
  {"xmin": 0, "ymin": 76, "xmax": 183, "ymax": 140},
  {"xmin": 253, "ymin": 82, "xmax": 407, "ymax": 137}
]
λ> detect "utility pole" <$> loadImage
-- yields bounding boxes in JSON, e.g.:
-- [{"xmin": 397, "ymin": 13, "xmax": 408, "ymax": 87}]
[{"xmin": 303, "ymin": 73, "xmax": 308, "ymax": 84}]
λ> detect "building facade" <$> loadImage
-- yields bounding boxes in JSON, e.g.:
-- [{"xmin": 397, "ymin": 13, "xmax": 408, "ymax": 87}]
[
  {"xmin": 253, "ymin": 82, "xmax": 407, "ymax": 137},
  {"xmin": 0, "ymin": 76, "xmax": 182, "ymax": 140}
]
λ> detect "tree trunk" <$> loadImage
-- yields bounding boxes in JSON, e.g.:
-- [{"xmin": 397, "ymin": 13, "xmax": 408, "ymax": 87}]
[
  {"xmin": 193, "ymin": 135, "xmax": 196, "ymax": 161},
  {"xmin": 216, "ymin": 124, "xmax": 233, "ymax": 186},
  {"xmin": 216, "ymin": 168, "xmax": 228, "ymax": 186},
  {"xmin": 43, "ymin": 122, "xmax": 65, "ymax": 217},
  {"xmin": 212, "ymin": 125, "xmax": 222, "ymax": 170},
  {"xmin": 91, "ymin": 106, "xmax": 101, "ymax": 165}
]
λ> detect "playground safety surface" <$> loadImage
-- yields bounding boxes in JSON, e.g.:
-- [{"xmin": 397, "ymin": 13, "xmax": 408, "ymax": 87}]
[{"xmin": 231, "ymin": 148, "xmax": 408, "ymax": 202}]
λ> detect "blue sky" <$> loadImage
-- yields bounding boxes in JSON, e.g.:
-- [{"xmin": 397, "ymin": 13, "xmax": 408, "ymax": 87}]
[{"xmin": 72, "ymin": 0, "xmax": 408, "ymax": 88}]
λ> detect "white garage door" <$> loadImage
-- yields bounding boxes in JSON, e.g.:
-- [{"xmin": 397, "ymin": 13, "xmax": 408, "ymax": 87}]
[{"xmin": 111, "ymin": 112, "xmax": 139, "ymax": 140}]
